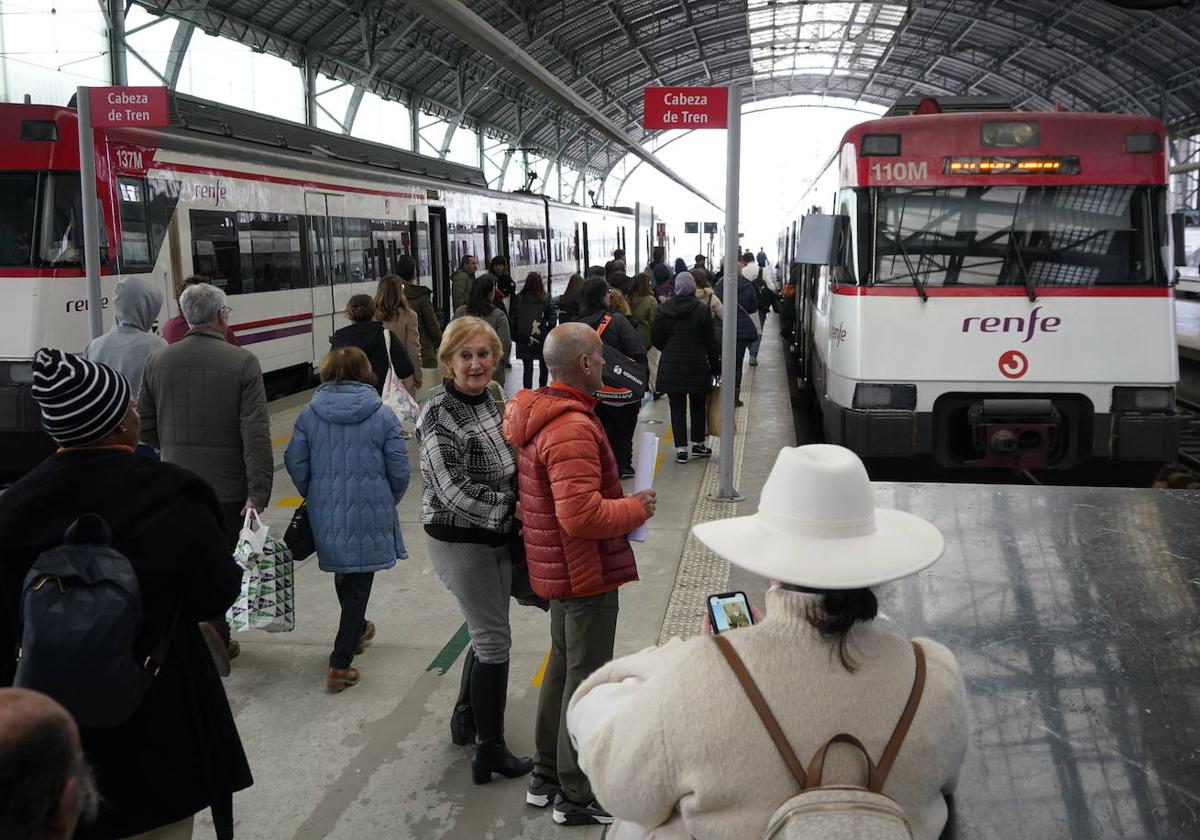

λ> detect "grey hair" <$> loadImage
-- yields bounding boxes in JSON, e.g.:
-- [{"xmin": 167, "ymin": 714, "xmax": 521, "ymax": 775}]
[
  {"xmin": 542, "ymin": 322, "xmax": 600, "ymax": 377},
  {"xmin": 179, "ymin": 282, "xmax": 227, "ymax": 327}
]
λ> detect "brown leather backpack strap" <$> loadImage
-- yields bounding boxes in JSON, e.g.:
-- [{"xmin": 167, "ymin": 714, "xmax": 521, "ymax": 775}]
[
  {"xmin": 713, "ymin": 635, "xmax": 807, "ymax": 789},
  {"xmin": 873, "ymin": 640, "xmax": 927, "ymax": 792},
  {"xmin": 804, "ymin": 733, "xmax": 879, "ymax": 791}
]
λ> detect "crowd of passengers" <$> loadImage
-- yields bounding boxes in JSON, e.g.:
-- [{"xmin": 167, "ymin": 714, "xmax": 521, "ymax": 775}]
[{"xmin": 0, "ymin": 246, "xmax": 967, "ymax": 839}]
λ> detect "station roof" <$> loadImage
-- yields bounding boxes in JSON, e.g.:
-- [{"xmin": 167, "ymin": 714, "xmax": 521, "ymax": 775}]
[{"xmin": 133, "ymin": 0, "xmax": 1200, "ymax": 180}]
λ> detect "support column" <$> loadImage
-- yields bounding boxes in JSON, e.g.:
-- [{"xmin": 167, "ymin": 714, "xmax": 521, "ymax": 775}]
[
  {"xmin": 107, "ymin": 0, "xmax": 128, "ymax": 85},
  {"xmin": 304, "ymin": 60, "xmax": 318, "ymax": 127}
]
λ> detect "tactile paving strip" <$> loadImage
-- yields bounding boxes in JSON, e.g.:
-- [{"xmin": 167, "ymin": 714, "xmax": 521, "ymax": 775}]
[{"xmin": 657, "ymin": 364, "xmax": 754, "ymax": 643}]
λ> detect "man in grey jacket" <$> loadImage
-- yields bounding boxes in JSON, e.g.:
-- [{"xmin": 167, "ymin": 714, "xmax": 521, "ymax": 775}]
[
  {"xmin": 83, "ymin": 276, "xmax": 166, "ymax": 398},
  {"xmin": 138, "ymin": 283, "xmax": 273, "ymax": 657}
]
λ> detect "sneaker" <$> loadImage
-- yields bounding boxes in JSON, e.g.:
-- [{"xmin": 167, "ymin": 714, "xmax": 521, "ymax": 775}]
[
  {"xmin": 553, "ymin": 798, "xmax": 614, "ymax": 826},
  {"xmin": 749, "ymin": 357, "xmax": 758, "ymax": 366},
  {"xmin": 526, "ymin": 773, "xmax": 560, "ymax": 808},
  {"xmin": 619, "ymin": 467, "xmax": 635, "ymax": 479},
  {"xmin": 355, "ymin": 620, "xmax": 376, "ymax": 655},
  {"xmin": 691, "ymin": 443, "xmax": 713, "ymax": 458},
  {"xmin": 675, "ymin": 448, "xmax": 688, "ymax": 464}
]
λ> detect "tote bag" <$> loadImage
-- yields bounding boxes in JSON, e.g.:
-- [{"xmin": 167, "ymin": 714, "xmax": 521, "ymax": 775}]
[{"xmin": 382, "ymin": 328, "xmax": 421, "ymax": 425}]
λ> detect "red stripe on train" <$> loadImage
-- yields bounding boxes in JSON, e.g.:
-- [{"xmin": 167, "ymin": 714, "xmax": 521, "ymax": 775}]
[
  {"xmin": 157, "ymin": 162, "xmax": 432, "ymax": 201},
  {"xmin": 230, "ymin": 312, "xmax": 313, "ymax": 332}
]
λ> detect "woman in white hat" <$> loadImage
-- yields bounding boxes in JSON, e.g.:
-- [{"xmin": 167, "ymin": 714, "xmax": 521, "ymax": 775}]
[{"xmin": 566, "ymin": 444, "xmax": 968, "ymax": 840}]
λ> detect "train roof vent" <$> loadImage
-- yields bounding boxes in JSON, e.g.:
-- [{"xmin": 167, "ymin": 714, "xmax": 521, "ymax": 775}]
[
  {"xmin": 167, "ymin": 92, "xmax": 487, "ymax": 187},
  {"xmin": 884, "ymin": 95, "xmax": 1013, "ymax": 117}
]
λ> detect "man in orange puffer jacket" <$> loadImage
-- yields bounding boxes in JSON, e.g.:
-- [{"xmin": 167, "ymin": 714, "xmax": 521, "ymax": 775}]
[{"xmin": 503, "ymin": 322, "xmax": 657, "ymax": 827}]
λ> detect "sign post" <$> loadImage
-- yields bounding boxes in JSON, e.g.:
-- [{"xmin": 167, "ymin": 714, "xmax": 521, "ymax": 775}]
[
  {"xmin": 717, "ymin": 87, "xmax": 742, "ymax": 500},
  {"xmin": 644, "ymin": 86, "xmax": 741, "ymax": 500},
  {"xmin": 76, "ymin": 85, "xmax": 169, "ymax": 340}
]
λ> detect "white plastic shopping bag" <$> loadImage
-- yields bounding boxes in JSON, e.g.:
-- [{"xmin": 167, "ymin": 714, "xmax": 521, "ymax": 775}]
[
  {"xmin": 228, "ymin": 511, "xmax": 296, "ymax": 633},
  {"xmin": 382, "ymin": 328, "xmax": 421, "ymax": 425}
]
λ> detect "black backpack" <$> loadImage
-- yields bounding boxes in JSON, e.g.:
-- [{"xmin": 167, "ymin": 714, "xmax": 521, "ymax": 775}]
[{"xmin": 14, "ymin": 514, "xmax": 176, "ymax": 728}]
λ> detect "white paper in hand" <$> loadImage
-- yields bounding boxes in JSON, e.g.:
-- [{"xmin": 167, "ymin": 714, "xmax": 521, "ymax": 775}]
[{"xmin": 628, "ymin": 432, "xmax": 658, "ymax": 542}]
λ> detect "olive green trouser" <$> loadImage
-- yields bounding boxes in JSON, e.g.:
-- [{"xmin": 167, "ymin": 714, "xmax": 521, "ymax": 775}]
[{"xmin": 533, "ymin": 589, "xmax": 620, "ymax": 803}]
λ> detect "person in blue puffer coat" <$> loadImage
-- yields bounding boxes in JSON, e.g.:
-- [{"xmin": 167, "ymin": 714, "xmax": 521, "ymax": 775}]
[{"xmin": 284, "ymin": 346, "xmax": 410, "ymax": 693}]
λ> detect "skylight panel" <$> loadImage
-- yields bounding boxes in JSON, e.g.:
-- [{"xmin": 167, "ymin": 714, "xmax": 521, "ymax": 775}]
[{"xmin": 746, "ymin": 0, "xmax": 906, "ymax": 83}]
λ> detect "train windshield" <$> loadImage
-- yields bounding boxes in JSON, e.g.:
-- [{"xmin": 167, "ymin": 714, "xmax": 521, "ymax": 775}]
[
  {"xmin": 0, "ymin": 172, "xmax": 101, "ymax": 268},
  {"xmin": 873, "ymin": 184, "xmax": 1166, "ymax": 288},
  {"xmin": 0, "ymin": 173, "xmax": 39, "ymax": 266}
]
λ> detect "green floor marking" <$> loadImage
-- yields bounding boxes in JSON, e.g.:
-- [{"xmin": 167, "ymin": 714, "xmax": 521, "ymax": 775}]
[{"xmin": 426, "ymin": 622, "xmax": 471, "ymax": 674}]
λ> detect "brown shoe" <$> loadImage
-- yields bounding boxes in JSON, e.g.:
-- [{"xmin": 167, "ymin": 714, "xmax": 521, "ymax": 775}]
[
  {"xmin": 354, "ymin": 621, "xmax": 376, "ymax": 655},
  {"xmin": 327, "ymin": 667, "xmax": 361, "ymax": 692},
  {"xmin": 227, "ymin": 640, "xmax": 241, "ymax": 660}
]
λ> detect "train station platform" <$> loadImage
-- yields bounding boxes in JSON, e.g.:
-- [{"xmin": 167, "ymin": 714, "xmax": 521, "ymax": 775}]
[{"xmin": 200, "ymin": 319, "xmax": 1198, "ymax": 840}]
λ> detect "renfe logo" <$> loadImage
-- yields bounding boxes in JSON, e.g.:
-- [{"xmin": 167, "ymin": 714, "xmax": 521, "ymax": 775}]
[
  {"xmin": 998, "ymin": 350, "xmax": 1029, "ymax": 379},
  {"xmin": 962, "ymin": 306, "xmax": 1061, "ymax": 343}
]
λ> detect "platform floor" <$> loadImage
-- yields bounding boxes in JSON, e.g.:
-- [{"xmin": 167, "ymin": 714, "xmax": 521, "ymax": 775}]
[{"xmin": 193, "ymin": 318, "xmax": 1198, "ymax": 840}]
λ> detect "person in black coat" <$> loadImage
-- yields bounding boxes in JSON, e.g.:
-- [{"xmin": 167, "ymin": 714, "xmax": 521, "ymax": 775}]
[
  {"xmin": 330, "ymin": 294, "xmax": 414, "ymax": 395},
  {"xmin": 0, "ymin": 349, "xmax": 251, "ymax": 840},
  {"xmin": 652, "ymin": 272, "xmax": 720, "ymax": 464},
  {"xmin": 512, "ymin": 272, "xmax": 557, "ymax": 390},
  {"xmin": 575, "ymin": 276, "xmax": 647, "ymax": 477}
]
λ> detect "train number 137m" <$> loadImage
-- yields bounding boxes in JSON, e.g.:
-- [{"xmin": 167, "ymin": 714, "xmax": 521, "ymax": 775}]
[{"xmin": 871, "ymin": 161, "xmax": 928, "ymax": 182}]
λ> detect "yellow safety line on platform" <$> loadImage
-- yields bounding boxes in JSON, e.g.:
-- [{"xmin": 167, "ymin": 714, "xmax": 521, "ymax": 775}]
[
  {"xmin": 271, "ymin": 433, "xmax": 292, "ymax": 447},
  {"xmin": 532, "ymin": 650, "xmax": 551, "ymax": 687},
  {"xmin": 273, "ymin": 496, "xmax": 303, "ymax": 508}
]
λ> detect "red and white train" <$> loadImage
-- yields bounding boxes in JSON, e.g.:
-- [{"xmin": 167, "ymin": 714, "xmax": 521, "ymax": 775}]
[
  {"xmin": 779, "ymin": 97, "xmax": 1180, "ymax": 477},
  {"xmin": 0, "ymin": 93, "xmax": 654, "ymax": 471}
]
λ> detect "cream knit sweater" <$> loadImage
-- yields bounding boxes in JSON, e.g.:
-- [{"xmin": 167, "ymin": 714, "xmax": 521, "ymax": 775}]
[{"xmin": 568, "ymin": 589, "xmax": 968, "ymax": 840}]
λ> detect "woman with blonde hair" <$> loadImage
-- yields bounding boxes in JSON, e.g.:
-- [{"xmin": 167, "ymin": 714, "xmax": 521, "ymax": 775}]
[
  {"xmin": 375, "ymin": 273, "xmax": 421, "ymax": 397},
  {"xmin": 285, "ymin": 346, "xmax": 410, "ymax": 692},
  {"xmin": 416, "ymin": 317, "xmax": 532, "ymax": 785}
]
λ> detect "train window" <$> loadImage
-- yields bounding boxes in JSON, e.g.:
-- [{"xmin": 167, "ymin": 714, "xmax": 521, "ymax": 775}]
[
  {"xmin": 117, "ymin": 177, "xmax": 152, "ymax": 270},
  {"xmin": 343, "ymin": 218, "xmax": 371, "ymax": 283},
  {"xmin": 147, "ymin": 178, "xmax": 181, "ymax": 264},
  {"xmin": 38, "ymin": 174, "xmax": 106, "ymax": 267},
  {"xmin": 239, "ymin": 212, "xmax": 304, "ymax": 292},
  {"xmin": 874, "ymin": 185, "xmax": 1165, "ymax": 288},
  {"xmin": 190, "ymin": 209, "xmax": 243, "ymax": 295},
  {"xmin": 0, "ymin": 173, "xmax": 39, "ymax": 267}
]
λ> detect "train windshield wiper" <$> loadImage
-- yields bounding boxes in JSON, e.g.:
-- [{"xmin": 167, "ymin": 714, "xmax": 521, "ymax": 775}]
[
  {"xmin": 879, "ymin": 229, "xmax": 929, "ymax": 302},
  {"xmin": 1008, "ymin": 232, "xmax": 1037, "ymax": 302}
]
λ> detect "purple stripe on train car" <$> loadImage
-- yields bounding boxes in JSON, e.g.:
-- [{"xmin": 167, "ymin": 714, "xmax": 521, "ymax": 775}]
[{"xmin": 235, "ymin": 323, "xmax": 313, "ymax": 345}]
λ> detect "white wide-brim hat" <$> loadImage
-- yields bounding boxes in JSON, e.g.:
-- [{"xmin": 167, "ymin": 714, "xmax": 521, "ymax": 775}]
[{"xmin": 693, "ymin": 445, "xmax": 944, "ymax": 589}]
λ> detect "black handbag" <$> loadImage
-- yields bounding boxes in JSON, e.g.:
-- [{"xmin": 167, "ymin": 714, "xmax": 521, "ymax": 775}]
[
  {"xmin": 284, "ymin": 502, "xmax": 316, "ymax": 562},
  {"xmin": 595, "ymin": 315, "xmax": 649, "ymax": 403},
  {"xmin": 508, "ymin": 522, "xmax": 548, "ymax": 611}
]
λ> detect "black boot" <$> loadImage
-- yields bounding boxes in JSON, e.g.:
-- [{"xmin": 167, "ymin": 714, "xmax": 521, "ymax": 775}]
[
  {"xmin": 469, "ymin": 660, "xmax": 534, "ymax": 784},
  {"xmin": 450, "ymin": 646, "xmax": 476, "ymax": 746}
]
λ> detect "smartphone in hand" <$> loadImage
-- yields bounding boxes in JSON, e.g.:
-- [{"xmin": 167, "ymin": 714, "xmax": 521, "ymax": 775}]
[{"xmin": 707, "ymin": 591, "xmax": 755, "ymax": 634}]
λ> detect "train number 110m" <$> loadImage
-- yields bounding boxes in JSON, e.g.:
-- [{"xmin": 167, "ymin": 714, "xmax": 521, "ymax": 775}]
[{"xmin": 871, "ymin": 161, "xmax": 928, "ymax": 182}]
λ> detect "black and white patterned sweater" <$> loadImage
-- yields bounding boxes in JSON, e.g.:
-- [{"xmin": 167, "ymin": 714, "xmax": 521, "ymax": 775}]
[{"xmin": 416, "ymin": 381, "xmax": 517, "ymax": 545}]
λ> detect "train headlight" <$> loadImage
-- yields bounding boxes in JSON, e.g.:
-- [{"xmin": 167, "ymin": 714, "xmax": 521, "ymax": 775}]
[
  {"xmin": 853, "ymin": 383, "xmax": 917, "ymax": 410},
  {"xmin": 981, "ymin": 121, "xmax": 1038, "ymax": 148},
  {"xmin": 0, "ymin": 361, "xmax": 33, "ymax": 385},
  {"xmin": 1112, "ymin": 386, "xmax": 1174, "ymax": 412}
]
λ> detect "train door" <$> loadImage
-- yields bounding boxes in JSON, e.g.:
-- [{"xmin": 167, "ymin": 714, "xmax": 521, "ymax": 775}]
[
  {"xmin": 581, "ymin": 221, "xmax": 590, "ymax": 268},
  {"xmin": 495, "ymin": 213, "xmax": 510, "ymax": 264},
  {"xmin": 304, "ymin": 192, "xmax": 337, "ymax": 364},
  {"xmin": 427, "ymin": 206, "xmax": 451, "ymax": 322}
]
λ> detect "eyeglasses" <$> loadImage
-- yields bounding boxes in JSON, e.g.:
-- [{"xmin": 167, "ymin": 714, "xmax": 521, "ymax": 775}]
[{"xmin": 219, "ymin": 305, "xmax": 233, "ymax": 316}]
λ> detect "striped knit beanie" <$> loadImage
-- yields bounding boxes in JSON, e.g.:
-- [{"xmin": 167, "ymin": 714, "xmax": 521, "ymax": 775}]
[{"xmin": 32, "ymin": 348, "xmax": 132, "ymax": 447}]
